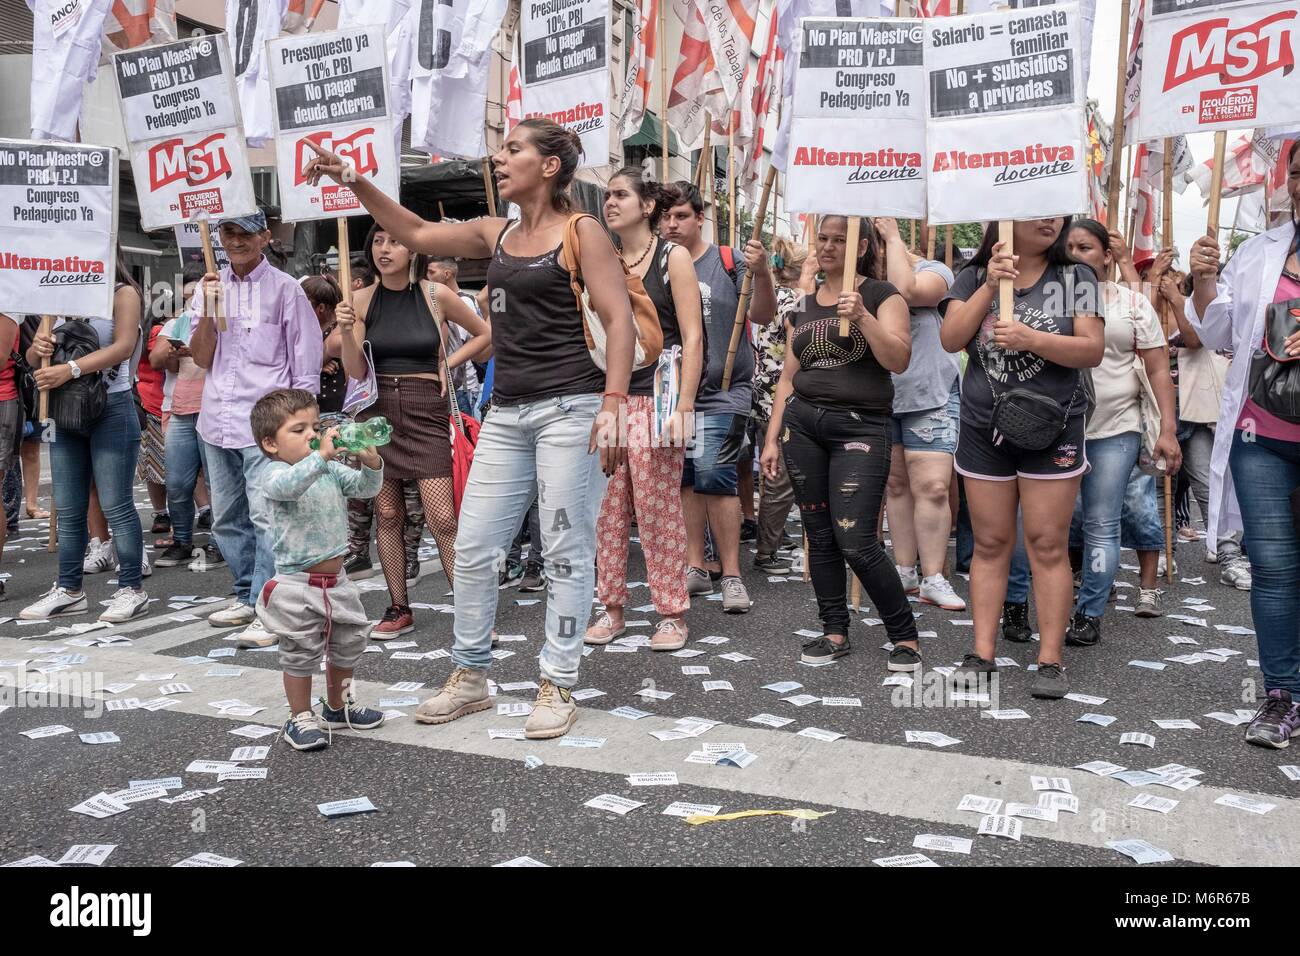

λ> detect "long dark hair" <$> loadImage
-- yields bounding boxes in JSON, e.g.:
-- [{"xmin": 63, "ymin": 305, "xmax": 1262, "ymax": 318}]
[
  {"xmin": 607, "ymin": 165, "xmax": 670, "ymax": 231},
  {"xmin": 967, "ymin": 217, "xmax": 1074, "ymax": 271},
  {"xmin": 362, "ymin": 220, "xmax": 411, "ymax": 277},
  {"xmin": 817, "ymin": 214, "xmax": 884, "ymax": 280},
  {"xmin": 516, "ymin": 118, "xmax": 583, "ymax": 213}
]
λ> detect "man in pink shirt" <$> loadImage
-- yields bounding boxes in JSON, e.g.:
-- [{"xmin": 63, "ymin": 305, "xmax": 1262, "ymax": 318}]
[{"xmin": 190, "ymin": 210, "xmax": 323, "ymax": 645}]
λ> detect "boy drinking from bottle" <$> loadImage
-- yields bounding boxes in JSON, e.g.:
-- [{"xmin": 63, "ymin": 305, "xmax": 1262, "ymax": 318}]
[{"xmin": 251, "ymin": 388, "xmax": 386, "ymax": 751}]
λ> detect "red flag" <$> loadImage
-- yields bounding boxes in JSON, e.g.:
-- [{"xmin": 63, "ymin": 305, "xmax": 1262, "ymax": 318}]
[
  {"xmin": 506, "ymin": 35, "xmax": 523, "ymax": 135},
  {"xmin": 619, "ymin": 0, "xmax": 659, "ymax": 139},
  {"xmin": 737, "ymin": 11, "xmax": 781, "ymax": 201},
  {"xmin": 1186, "ymin": 135, "xmax": 1267, "ymax": 202}
]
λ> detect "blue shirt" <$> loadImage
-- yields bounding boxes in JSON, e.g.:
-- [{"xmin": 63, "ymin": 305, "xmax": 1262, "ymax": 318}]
[{"xmin": 261, "ymin": 452, "xmax": 383, "ymax": 573}]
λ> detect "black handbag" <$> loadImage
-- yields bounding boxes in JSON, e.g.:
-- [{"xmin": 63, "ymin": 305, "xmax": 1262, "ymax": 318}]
[
  {"xmin": 1246, "ymin": 294, "xmax": 1300, "ymax": 424},
  {"xmin": 48, "ymin": 320, "xmax": 107, "ymax": 436}
]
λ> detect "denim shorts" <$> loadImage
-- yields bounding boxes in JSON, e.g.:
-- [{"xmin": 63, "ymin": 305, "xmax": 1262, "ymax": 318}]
[
  {"xmin": 682, "ymin": 412, "xmax": 746, "ymax": 496},
  {"xmin": 889, "ymin": 383, "xmax": 961, "ymax": 454}
]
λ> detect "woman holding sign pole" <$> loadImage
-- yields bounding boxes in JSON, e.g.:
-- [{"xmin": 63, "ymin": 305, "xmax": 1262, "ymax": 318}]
[
  {"xmin": 760, "ymin": 216, "xmax": 918, "ymax": 670},
  {"xmin": 20, "ymin": 261, "xmax": 150, "ymax": 623},
  {"xmin": 1188, "ymin": 140, "xmax": 1300, "ymax": 750},
  {"xmin": 939, "ymin": 218, "xmax": 1104, "ymax": 700},
  {"xmin": 304, "ymin": 119, "xmax": 635, "ymax": 740}
]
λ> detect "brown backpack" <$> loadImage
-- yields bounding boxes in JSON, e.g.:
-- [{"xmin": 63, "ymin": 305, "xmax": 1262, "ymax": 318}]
[{"xmin": 559, "ymin": 213, "xmax": 663, "ymax": 371}]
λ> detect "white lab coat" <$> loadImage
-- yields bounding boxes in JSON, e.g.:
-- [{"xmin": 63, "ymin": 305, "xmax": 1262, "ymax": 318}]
[{"xmin": 1186, "ymin": 220, "xmax": 1298, "ymax": 551}]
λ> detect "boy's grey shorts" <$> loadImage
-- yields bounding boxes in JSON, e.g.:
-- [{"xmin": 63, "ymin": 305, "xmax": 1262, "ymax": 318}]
[{"xmin": 256, "ymin": 571, "xmax": 370, "ymax": 678}]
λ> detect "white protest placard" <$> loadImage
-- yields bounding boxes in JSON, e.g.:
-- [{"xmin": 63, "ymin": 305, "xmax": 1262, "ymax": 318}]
[
  {"xmin": 923, "ymin": 3, "xmax": 1087, "ymax": 224},
  {"xmin": 0, "ymin": 140, "xmax": 117, "ymax": 320},
  {"xmin": 519, "ymin": 0, "xmax": 610, "ymax": 167},
  {"xmin": 175, "ymin": 222, "xmax": 230, "ymax": 270},
  {"xmin": 266, "ymin": 27, "xmax": 399, "ymax": 222},
  {"xmin": 1137, "ymin": 0, "xmax": 1300, "ymax": 139},
  {"xmin": 112, "ymin": 35, "xmax": 258, "ymax": 230},
  {"xmin": 786, "ymin": 18, "xmax": 926, "ymax": 218}
]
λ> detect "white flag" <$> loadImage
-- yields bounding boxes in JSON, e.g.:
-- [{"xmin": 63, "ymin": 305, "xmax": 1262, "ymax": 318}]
[
  {"xmin": 100, "ymin": 0, "xmax": 177, "ymax": 60},
  {"xmin": 338, "ymin": 0, "xmax": 415, "ymax": 127},
  {"xmin": 225, "ymin": 0, "xmax": 285, "ymax": 147},
  {"xmin": 30, "ymin": 0, "xmax": 113, "ymax": 141},
  {"xmin": 667, "ymin": 0, "xmax": 728, "ymax": 151},
  {"xmin": 619, "ymin": 0, "xmax": 658, "ymax": 139},
  {"xmin": 697, "ymin": 0, "xmax": 760, "ymax": 111}
]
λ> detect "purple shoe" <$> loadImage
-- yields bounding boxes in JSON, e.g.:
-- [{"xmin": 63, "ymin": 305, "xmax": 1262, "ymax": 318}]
[{"xmin": 1244, "ymin": 689, "xmax": 1300, "ymax": 749}]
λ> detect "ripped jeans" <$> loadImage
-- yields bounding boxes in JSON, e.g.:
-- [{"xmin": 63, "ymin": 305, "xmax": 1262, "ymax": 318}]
[{"xmin": 782, "ymin": 397, "xmax": 919, "ymax": 644}]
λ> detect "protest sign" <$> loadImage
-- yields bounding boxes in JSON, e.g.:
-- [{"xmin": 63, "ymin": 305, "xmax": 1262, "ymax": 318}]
[
  {"xmin": 785, "ymin": 17, "xmax": 926, "ymax": 219},
  {"xmin": 1137, "ymin": 0, "xmax": 1300, "ymax": 139},
  {"xmin": 175, "ymin": 221, "xmax": 230, "ymax": 270},
  {"xmin": 0, "ymin": 140, "xmax": 117, "ymax": 319},
  {"xmin": 923, "ymin": 2, "xmax": 1087, "ymax": 224},
  {"xmin": 267, "ymin": 26, "xmax": 398, "ymax": 222},
  {"xmin": 112, "ymin": 35, "xmax": 258, "ymax": 231},
  {"xmin": 519, "ymin": 0, "xmax": 610, "ymax": 167}
]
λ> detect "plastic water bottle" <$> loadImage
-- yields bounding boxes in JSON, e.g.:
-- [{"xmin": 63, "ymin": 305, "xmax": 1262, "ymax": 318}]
[{"xmin": 312, "ymin": 416, "xmax": 393, "ymax": 452}]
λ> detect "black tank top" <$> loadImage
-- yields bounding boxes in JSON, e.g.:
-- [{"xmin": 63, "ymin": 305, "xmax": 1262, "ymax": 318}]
[
  {"xmin": 630, "ymin": 237, "xmax": 687, "ymax": 396},
  {"xmin": 789, "ymin": 279, "xmax": 900, "ymax": 414},
  {"xmin": 486, "ymin": 221, "xmax": 604, "ymax": 405},
  {"xmin": 364, "ymin": 282, "xmax": 440, "ymax": 376}
]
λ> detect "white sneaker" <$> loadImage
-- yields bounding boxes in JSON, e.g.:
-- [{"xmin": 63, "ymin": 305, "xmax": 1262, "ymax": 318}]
[
  {"xmin": 20, "ymin": 584, "xmax": 88, "ymax": 620},
  {"xmin": 208, "ymin": 601, "xmax": 256, "ymax": 628},
  {"xmin": 99, "ymin": 587, "xmax": 150, "ymax": 623},
  {"xmin": 896, "ymin": 565, "xmax": 919, "ymax": 594},
  {"xmin": 1220, "ymin": 557, "xmax": 1252, "ymax": 591},
  {"xmin": 234, "ymin": 619, "xmax": 276, "ymax": 648},
  {"xmin": 140, "ymin": 549, "xmax": 152, "ymax": 578},
  {"xmin": 919, "ymin": 574, "xmax": 966, "ymax": 611},
  {"xmin": 83, "ymin": 537, "xmax": 116, "ymax": 575},
  {"xmin": 1157, "ymin": 553, "xmax": 1179, "ymax": 578}
]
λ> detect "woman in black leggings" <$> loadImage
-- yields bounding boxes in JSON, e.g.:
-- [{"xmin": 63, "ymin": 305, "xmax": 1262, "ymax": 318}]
[{"xmin": 761, "ymin": 215, "xmax": 918, "ymax": 670}]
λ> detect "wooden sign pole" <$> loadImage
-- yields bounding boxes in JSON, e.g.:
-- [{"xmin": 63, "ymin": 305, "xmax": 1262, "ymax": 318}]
[
  {"xmin": 1106, "ymin": 0, "xmax": 1133, "ymax": 224},
  {"xmin": 837, "ymin": 217, "xmax": 861, "ymax": 337},
  {"xmin": 198, "ymin": 221, "xmax": 226, "ymax": 332},
  {"xmin": 338, "ymin": 219, "xmax": 352, "ymax": 305},
  {"xmin": 721, "ymin": 166, "xmax": 776, "ymax": 389}
]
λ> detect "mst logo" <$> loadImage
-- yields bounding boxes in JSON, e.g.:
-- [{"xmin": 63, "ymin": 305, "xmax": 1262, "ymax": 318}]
[
  {"xmin": 294, "ymin": 128, "xmax": 378, "ymax": 187},
  {"xmin": 147, "ymin": 133, "xmax": 232, "ymax": 191},
  {"xmin": 1162, "ymin": 10, "xmax": 1296, "ymax": 91}
]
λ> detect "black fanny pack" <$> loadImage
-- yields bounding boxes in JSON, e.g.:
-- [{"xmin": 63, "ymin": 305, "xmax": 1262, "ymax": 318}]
[
  {"xmin": 991, "ymin": 387, "xmax": 1074, "ymax": 451},
  {"xmin": 1246, "ymin": 295, "xmax": 1300, "ymax": 424}
]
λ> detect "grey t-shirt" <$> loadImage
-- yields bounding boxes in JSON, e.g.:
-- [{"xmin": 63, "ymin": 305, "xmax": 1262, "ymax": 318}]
[
  {"xmin": 693, "ymin": 246, "xmax": 752, "ymax": 418},
  {"xmin": 940, "ymin": 262, "xmax": 1100, "ymax": 430},
  {"xmin": 891, "ymin": 259, "xmax": 958, "ymax": 415}
]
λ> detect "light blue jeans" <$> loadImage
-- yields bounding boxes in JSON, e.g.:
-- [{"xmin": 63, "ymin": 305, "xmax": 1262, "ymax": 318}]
[
  {"xmin": 452, "ymin": 394, "xmax": 606, "ymax": 687},
  {"xmin": 202, "ymin": 441, "xmax": 275, "ymax": 606},
  {"xmin": 165, "ymin": 413, "xmax": 208, "ymax": 546},
  {"xmin": 1075, "ymin": 431, "xmax": 1141, "ymax": 618}
]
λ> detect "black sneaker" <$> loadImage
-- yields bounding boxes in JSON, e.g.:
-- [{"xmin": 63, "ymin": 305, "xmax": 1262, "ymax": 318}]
[
  {"xmin": 1030, "ymin": 662, "xmax": 1070, "ymax": 699},
  {"xmin": 518, "ymin": 564, "xmax": 546, "ymax": 592},
  {"xmin": 406, "ymin": 558, "xmax": 420, "ymax": 585},
  {"xmin": 740, "ymin": 519, "xmax": 758, "ymax": 543},
  {"xmin": 155, "ymin": 542, "xmax": 194, "ymax": 567},
  {"xmin": 801, "ymin": 635, "xmax": 850, "ymax": 665},
  {"xmin": 953, "ymin": 653, "xmax": 998, "ymax": 678},
  {"xmin": 191, "ymin": 544, "xmax": 226, "ymax": 570},
  {"xmin": 150, "ymin": 511, "xmax": 172, "ymax": 534},
  {"xmin": 196, "ymin": 508, "xmax": 213, "ymax": 532},
  {"xmin": 777, "ymin": 534, "xmax": 797, "ymax": 553},
  {"xmin": 498, "ymin": 559, "xmax": 524, "ymax": 588},
  {"xmin": 754, "ymin": 553, "xmax": 793, "ymax": 574},
  {"xmin": 1065, "ymin": 611, "xmax": 1101, "ymax": 647},
  {"xmin": 887, "ymin": 644, "xmax": 923, "ymax": 673},
  {"xmin": 1001, "ymin": 601, "xmax": 1032, "ymax": 643},
  {"xmin": 344, "ymin": 551, "xmax": 374, "ymax": 580}
]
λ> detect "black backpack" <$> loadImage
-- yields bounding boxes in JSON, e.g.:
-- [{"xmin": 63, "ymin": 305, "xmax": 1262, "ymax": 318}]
[{"xmin": 48, "ymin": 320, "xmax": 107, "ymax": 435}]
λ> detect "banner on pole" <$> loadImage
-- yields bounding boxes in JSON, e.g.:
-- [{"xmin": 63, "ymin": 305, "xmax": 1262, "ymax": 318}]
[
  {"xmin": 1137, "ymin": 0, "xmax": 1300, "ymax": 139},
  {"xmin": 113, "ymin": 36, "xmax": 258, "ymax": 231},
  {"xmin": 0, "ymin": 140, "xmax": 117, "ymax": 319},
  {"xmin": 922, "ymin": 2, "xmax": 1087, "ymax": 225},
  {"xmin": 785, "ymin": 17, "xmax": 926, "ymax": 218},
  {"xmin": 519, "ymin": 0, "xmax": 610, "ymax": 167},
  {"xmin": 267, "ymin": 27, "xmax": 399, "ymax": 221},
  {"xmin": 176, "ymin": 221, "xmax": 231, "ymax": 269}
]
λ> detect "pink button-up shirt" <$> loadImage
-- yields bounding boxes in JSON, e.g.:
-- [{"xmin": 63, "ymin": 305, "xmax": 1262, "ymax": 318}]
[{"xmin": 194, "ymin": 257, "xmax": 323, "ymax": 449}]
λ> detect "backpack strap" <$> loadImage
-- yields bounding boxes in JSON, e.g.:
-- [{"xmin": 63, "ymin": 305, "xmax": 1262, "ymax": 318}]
[{"xmin": 719, "ymin": 245, "xmax": 736, "ymax": 283}]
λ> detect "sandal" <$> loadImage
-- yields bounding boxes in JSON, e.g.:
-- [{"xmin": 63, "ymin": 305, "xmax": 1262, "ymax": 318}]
[
  {"xmin": 650, "ymin": 618, "xmax": 688, "ymax": 651},
  {"xmin": 24, "ymin": 507, "xmax": 49, "ymax": 520}
]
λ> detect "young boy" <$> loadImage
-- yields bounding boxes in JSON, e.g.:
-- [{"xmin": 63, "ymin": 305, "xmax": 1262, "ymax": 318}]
[{"xmin": 250, "ymin": 388, "xmax": 386, "ymax": 751}]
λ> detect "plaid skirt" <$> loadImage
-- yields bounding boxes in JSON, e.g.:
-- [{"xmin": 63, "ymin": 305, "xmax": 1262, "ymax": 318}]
[
  {"xmin": 137, "ymin": 410, "xmax": 166, "ymax": 485},
  {"xmin": 362, "ymin": 375, "xmax": 451, "ymax": 480}
]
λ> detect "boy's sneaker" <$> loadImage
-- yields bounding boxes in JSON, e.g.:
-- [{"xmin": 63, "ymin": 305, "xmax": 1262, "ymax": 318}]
[
  {"xmin": 919, "ymin": 574, "xmax": 965, "ymax": 610},
  {"xmin": 1220, "ymin": 557, "xmax": 1252, "ymax": 591},
  {"xmin": 583, "ymin": 612, "xmax": 625, "ymax": 646},
  {"xmin": 150, "ymin": 511, "xmax": 171, "ymax": 534},
  {"xmin": 1001, "ymin": 601, "xmax": 1032, "ymax": 643},
  {"xmin": 415, "ymin": 667, "xmax": 491, "ymax": 724},
  {"xmin": 343, "ymin": 551, "xmax": 374, "ymax": 580},
  {"xmin": 83, "ymin": 537, "xmax": 116, "ymax": 574},
  {"xmin": 721, "ymin": 576, "xmax": 751, "ymax": 613},
  {"xmin": 99, "ymin": 587, "xmax": 150, "ymax": 623},
  {"xmin": 518, "ymin": 563, "xmax": 546, "ymax": 592},
  {"xmin": 196, "ymin": 507, "xmax": 213, "ymax": 532},
  {"xmin": 754, "ymin": 553, "xmax": 792, "ymax": 574},
  {"xmin": 319, "ymin": 691, "xmax": 386, "ymax": 730},
  {"xmin": 1135, "ymin": 588, "xmax": 1164, "ymax": 618},
  {"xmin": 740, "ymin": 518, "xmax": 758, "ymax": 543},
  {"xmin": 524, "ymin": 679, "xmax": 578, "ymax": 739},
  {"xmin": 155, "ymin": 543, "xmax": 193, "ymax": 567},
  {"xmin": 887, "ymin": 644, "xmax": 923, "ymax": 673},
  {"xmin": 235, "ymin": 620, "xmax": 276, "ymax": 648},
  {"xmin": 283, "ymin": 711, "xmax": 329, "ymax": 752},
  {"xmin": 896, "ymin": 565, "xmax": 919, "ymax": 594},
  {"xmin": 370, "ymin": 605, "xmax": 414, "ymax": 639},
  {"xmin": 498, "ymin": 559, "xmax": 524, "ymax": 589},
  {"xmin": 20, "ymin": 584, "xmax": 88, "ymax": 620},
  {"xmin": 801, "ymin": 635, "xmax": 850, "ymax": 665},
  {"xmin": 686, "ymin": 567, "xmax": 714, "ymax": 596},
  {"xmin": 209, "ymin": 601, "xmax": 256, "ymax": 628},
  {"xmin": 1065, "ymin": 611, "xmax": 1102, "ymax": 647},
  {"xmin": 406, "ymin": 558, "xmax": 420, "ymax": 585},
  {"xmin": 189, "ymin": 544, "xmax": 226, "ymax": 571},
  {"xmin": 1244, "ymin": 690, "xmax": 1300, "ymax": 749},
  {"xmin": 1030, "ymin": 662, "xmax": 1070, "ymax": 699}
]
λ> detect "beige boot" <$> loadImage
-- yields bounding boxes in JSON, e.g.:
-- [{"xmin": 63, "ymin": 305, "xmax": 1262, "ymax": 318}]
[
  {"xmin": 524, "ymin": 679, "xmax": 578, "ymax": 739},
  {"xmin": 415, "ymin": 667, "xmax": 491, "ymax": 725}
]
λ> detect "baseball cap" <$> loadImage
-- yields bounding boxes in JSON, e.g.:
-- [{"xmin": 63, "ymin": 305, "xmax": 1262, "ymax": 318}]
[{"xmin": 215, "ymin": 209, "xmax": 268, "ymax": 234}]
